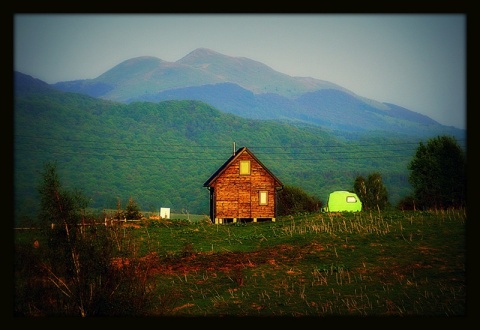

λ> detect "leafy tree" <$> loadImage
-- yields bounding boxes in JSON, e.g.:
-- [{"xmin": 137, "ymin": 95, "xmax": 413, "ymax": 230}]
[
  {"xmin": 408, "ymin": 135, "xmax": 466, "ymax": 209},
  {"xmin": 354, "ymin": 172, "xmax": 389, "ymax": 211},
  {"xmin": 277, "ymin": 185, "xmax": 322, "ymax": 216}
]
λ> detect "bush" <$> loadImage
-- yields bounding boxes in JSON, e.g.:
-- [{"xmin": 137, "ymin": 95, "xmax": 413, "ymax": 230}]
[
  {"xmin": 397, "ymin": 195, "xmax": 417, "ymax": 211},
  {"xmin": 125, "ymin": 197, "xmax": 143, "ymax": 220},
  {"xmin": 277, "ymin": 185, "xmax": 322, "ymax": 216}
]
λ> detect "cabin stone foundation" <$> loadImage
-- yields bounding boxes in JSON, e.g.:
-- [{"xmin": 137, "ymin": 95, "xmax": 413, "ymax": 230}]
[{"xmin": 214, "ymin": 217, "xmax": 276, "ymax": 224}]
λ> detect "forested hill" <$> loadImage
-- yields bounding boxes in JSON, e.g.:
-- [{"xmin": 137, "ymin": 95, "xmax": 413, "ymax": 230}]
[{"xmin": 14, "ymin": 72, "xmax": 450, "ymax": 224}]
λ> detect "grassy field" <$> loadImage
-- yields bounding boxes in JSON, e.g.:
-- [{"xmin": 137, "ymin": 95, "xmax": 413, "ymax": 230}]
[{"xmin": 14, "ymin": 209, "xmax": 466, "ymax": 317}]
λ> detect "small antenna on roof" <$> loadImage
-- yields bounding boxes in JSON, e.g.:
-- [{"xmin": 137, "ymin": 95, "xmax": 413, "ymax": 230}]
[{"xmin": 233, "ymin": 142, "xmax": 236, "ymax": 156}]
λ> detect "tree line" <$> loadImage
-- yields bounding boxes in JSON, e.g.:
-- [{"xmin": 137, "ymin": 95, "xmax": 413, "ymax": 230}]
[{"xmin": 279, "ymin": 135, "xmax": 466, "ymax": 213}]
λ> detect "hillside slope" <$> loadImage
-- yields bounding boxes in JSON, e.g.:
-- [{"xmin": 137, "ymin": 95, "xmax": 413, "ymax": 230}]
[{"xmin": 14, "ymin": 72, "xmax": 424, "ymax": 224}]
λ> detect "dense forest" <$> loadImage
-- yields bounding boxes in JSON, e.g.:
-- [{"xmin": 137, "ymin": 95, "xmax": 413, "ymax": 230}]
[{"xmin": 14, "ymin": 84, "xmax": 463, "ymax": 225}]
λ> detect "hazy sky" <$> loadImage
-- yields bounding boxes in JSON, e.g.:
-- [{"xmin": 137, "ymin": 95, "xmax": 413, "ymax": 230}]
[{"xmin": 14, "ymin": 14, "xmax": 466, "ymax": 129}]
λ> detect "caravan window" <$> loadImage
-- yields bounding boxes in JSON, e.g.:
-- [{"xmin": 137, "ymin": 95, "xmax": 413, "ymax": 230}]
[{"xmin": 346, "ymin": 196, "xmax": 357, "ymax": 203}]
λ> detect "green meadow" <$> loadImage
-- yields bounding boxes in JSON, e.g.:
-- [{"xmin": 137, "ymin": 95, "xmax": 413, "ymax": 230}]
[{"xmin": 14, "ymin": 209, "xmax": 466, "ymax": 317}]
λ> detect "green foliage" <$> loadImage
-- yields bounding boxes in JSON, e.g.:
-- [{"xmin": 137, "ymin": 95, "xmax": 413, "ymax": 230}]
[
  {"xmin": 408, "ymin": 135, "xmax": 466, "ymax": 209},
  {"xmin": 354, "ymin": 172, "xmax": 389, "ymax": 211},
  {"xmin": 37, "ymin": 161, "xmax": 89, "ymax": 228},
  {"xmin": 15, "ymin": 162, "xmax": 156, "ymax": 316},
  {"xmin": 124, "ymin": 197, "xmax": 143, "ymax": 220},
  {"xmin": 277, "ymin": 185, "xmax": 322, "ymax": 215}
]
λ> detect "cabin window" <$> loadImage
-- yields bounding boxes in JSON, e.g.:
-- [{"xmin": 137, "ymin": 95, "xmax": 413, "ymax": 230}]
[
  {"xmin": 259, "ymin": 191, "xmax": 268, "ymax": 205},
  {"xmin": 240, "ymin": 160, "xmax": 251, "ymax": 175},
  {"xmin": 346, "ymin": 196, "xmax": 357, "ymax": 203}
]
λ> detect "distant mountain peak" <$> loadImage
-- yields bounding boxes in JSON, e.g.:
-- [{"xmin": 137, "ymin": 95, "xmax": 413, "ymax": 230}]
[
  {"xmin": 110, "ymin": 56, "xmax": 165, "ymax": 70},
  {"xmin": 182, "ymin": 47, "xmax": 219, "ymax": 58},
  {"xmin": 95, "ymin": 56, "xmax": 165, "ymax": 82},
  {"xmin": 177, "ymin": 47, "xmax": 230, "ymax": 65}
]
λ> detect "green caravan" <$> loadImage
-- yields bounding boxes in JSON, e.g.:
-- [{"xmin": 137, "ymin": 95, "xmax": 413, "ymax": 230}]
[{"xmin": 323, "ymin": 191, "xmax": 362, "ymax": 212}]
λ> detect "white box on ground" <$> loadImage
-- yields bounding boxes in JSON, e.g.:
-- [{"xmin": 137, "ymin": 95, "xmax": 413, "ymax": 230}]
[{"xmin": 160, "ymin": 207, "xmax": 170, "ymax": 219}]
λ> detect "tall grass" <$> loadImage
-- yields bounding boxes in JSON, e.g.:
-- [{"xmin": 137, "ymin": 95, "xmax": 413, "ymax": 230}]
[{"xmin": 14, "ymin": 209, "xmax": 466, "ymax": 316}]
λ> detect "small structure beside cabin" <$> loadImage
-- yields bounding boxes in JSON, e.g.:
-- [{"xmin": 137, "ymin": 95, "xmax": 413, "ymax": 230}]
[
  {"xmin": 203, "ymin": 146, "xmax": 283, "ymax": 224},
  {"xmin": 324, "ymin": 191, "xmax": 362, "ymax": 212},
  {"xmin": 160, "ymin": 208, "xmax": 170, "ymax": 219}
]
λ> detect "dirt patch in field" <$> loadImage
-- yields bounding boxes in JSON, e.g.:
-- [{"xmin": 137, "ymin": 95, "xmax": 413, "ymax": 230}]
[
  {"xmin": 114, "ymin": 241, "xmax": 439, "ymax": 281},
  {"xmin": 137, "ymin": 243, "xmax": 326, "ymax": 276}
]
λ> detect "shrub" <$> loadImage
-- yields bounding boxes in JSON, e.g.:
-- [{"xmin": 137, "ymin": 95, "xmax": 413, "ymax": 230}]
[
  {"xmin": 397, "ymin": 195, "xmax": 416, "ymax": 211},
  {"xmin": 277, "ymin": 185, "xmax": 322, "ymax": 216},
  {"xmin": 125, "ymin": 197, "xmax": 143, "ymax": 220}
]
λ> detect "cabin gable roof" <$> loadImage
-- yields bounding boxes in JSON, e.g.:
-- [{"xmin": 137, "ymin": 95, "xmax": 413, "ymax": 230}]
[{"xmin": 203, "ymin": 147, "xmax": 283, "ymax": 187}]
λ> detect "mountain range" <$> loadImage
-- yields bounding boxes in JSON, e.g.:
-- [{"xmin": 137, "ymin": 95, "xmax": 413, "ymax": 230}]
[
  {"xmin": 50, "ymin": 48, "xmax": 464, "ymax": 137},
  {"xmin": 13, "ymin": 48, "xmax": 466, "ymax": 224}
]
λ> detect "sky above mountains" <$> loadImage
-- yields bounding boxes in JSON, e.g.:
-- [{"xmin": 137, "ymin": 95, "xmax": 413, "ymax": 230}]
[{"xmin": 14, "ymin": 14, "xmax": 466, "ymax": 129}]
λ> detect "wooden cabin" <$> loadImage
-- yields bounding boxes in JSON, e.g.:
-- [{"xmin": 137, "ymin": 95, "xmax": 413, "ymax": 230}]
[{"xmin": 203, "ymin": 146, "xmax": 283, "ymax": 224}]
